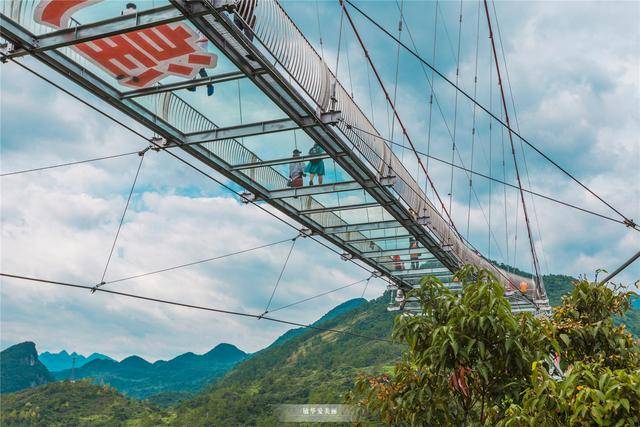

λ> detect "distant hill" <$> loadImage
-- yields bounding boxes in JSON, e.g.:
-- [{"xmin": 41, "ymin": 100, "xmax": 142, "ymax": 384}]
[
  {"xmin": 0, "ymin": 380, "xmax": 168, "ymax": 426},
  {"xmin": 174, "ymin": 296, "xmax": 402, "ymax": 425},
  {"xmin": 38, "ymin": 350, "xmax": 113, "ymax": 372},
  {"xmin": 54, "ymin": 343, "xmax": 247, "ymax": 400},
  {"xmin": 1, "ymin": 342, "xmax": 53, "ymax": 394}
]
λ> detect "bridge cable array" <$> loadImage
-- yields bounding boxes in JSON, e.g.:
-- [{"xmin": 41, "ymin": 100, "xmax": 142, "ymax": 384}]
[
  {"xmin": 340, "ymin": 0, "xmax": 637, "ymax": 232},
  {"xmin": 342, "ymin": 122, "xmax": 632, "ymax": 228},
  {"xmin": 338, "ymin": 0, "xmax": 462, "ymax": 241}
]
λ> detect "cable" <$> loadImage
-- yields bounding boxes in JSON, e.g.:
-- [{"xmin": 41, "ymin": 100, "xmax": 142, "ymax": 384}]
[
  {"xmin": 0, "ymin": 151, "xmax": 140, "ymax": 177},
  {"xmin": 341, "ymin": 0, "xmax": 637, "ymax": 230},
  {"xmin": 263, "ymin": 236, "xmax": 298, "ymax": 315},
  {"xmin": 103, "ymin": 236, "xmax": 295, "ymax": 286},
  {"xmin": 343, "ymin": 122, "xmax": 628, "ymax": 227},
  {"xmin": 268, "ymin": 277, "xmax": 370, "ymax": 314},
  {"xmin": 448, "ymin": 0, "xmax": 464, "ymax": 215},
  {"xmin": 0, "ymin": 273, "xmax": 393, "ymax": 343},
  {"xmin": 466, "ymin": 0, "xmax": 482, "ymax": 240},
  {"xmin": 598, "ymin": 249, "xmax": 640, "ymax": 285},
  {"xmin": 94, "ymin": 152, "xmax": 145, "ymax": 291}
]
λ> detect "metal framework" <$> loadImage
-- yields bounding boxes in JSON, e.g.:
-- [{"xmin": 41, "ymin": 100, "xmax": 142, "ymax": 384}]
[{"xmin": 0, "ymin": 0, "xmax": 549, "ymax": 313}]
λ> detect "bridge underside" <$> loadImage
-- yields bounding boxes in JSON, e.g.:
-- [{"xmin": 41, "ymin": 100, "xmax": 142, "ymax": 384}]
[{"xmin": 1, "ymin": 0, "xmax": 549, "ymax": 313}]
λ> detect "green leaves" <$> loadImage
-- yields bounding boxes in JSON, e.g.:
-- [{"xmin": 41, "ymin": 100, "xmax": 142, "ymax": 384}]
[{"xmin": 351, "ymin": 267, "xmax": 640, "ymax": 427}]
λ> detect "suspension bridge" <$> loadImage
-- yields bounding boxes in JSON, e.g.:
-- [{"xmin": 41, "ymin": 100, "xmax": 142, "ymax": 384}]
[{"xmin": 1, "ymin": 0, "xmax": 637, "ymax": 324}]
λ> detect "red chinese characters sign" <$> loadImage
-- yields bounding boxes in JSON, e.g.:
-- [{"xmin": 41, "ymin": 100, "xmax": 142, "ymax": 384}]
[{"xmin": 34, "ymin": 0, "xmax": 218, "ymax": 88}]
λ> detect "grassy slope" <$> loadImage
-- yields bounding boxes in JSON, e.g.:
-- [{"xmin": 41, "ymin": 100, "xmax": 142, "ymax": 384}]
[
  {"xmin": 173, "ymin": 294, "xmax": 402, "ymax": 425},
  {"xmin": 0, "ymin": 380, "xmax": 172, "ymax": 427}
]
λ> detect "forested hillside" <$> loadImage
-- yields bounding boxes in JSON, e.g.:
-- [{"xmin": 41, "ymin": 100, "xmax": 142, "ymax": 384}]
[
  {"xmin": 173, "ymin": 295, "xmax": 402, "ymax": 425},
  {"xmin": 0, "ymin": 380, "xmax": 169, "ymax": 426}
]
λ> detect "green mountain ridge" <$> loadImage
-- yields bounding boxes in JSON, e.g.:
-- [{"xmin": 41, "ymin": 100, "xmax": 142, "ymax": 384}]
[
  {"xmin": 53, "ymin": 343, "xmax": 248, "ymax": 400},
  {"xmin": 1, "ymin": 342, "xmax": 54, "ymax": 394},
  {"xmin": 38, "ymin": 350, "xmax": 113, "ymax": 372},
  {"xmin": 173, "ymin": 294, "xmax": 402, "ymax": 425}
]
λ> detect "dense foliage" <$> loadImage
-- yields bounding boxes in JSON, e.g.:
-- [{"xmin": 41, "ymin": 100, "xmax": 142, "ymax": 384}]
[
  {"xmin": 0, "ymin": 380, "xmax": 171, "ymax": 426},
  {"xmin": 349, "ymin": 266, "xmax": 640, "ymax": 426}
]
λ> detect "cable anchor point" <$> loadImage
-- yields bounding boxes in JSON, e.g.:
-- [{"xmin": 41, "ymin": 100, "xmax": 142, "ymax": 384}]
[{"xmin": 90, "ymin": 282, "xmax": 105, "ymax": 294}]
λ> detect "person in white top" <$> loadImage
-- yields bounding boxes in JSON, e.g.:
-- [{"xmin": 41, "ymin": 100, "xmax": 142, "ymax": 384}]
[
  {"xmin": 187, "ymin": 30, "xmax": 215, "ymax": 96},
  {"xmin": 121, "ymin": 2, "xmax": 136, "ymax": 15},
  {"xmin": 288, "ymin": 149, "xmax": 306, "ymax": 188}
]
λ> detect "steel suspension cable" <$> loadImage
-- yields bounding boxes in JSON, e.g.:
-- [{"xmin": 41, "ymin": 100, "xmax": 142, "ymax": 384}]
[
  {"xmin": 390, "ymin": 0, "xmax": 404, "ymax": 147},
  {"xmin": 466, "ymin": 0, "xmax": 482, "ymax": 240},
  {"xmin": 449, "ymin": 0, "xmax": 464, "ymax": 215},
  {"xmin": 94, "ymin": 152, "xmax": 145, "ymax": 292},
  {"xmin": 388, "ymin": 2, "xmax": 505, "ymax": 257},
  {"xmin": 482, "ymin": 0, "xmax": 542, "ymax": 296},
  {"xmin": 341, "ymin": 0, "xmax": 637, "ymax": 230},
  {"xmin": 488, "ymin": 40, "xmax": 494, "ymax": 258},
  {"xmin": 425, "ymin": 0, "xmax": 439, "ymax": 181},
  {"xmin": 0, "ymin": 273, "xmax": 393, "ymax": 343},
  {"xmin": 103, "ymin": 237, "xmax": 296, "ymax": 286},
  {"xmin": 0, "ymin": 151, "xmax": 140, "ymax": 177}
]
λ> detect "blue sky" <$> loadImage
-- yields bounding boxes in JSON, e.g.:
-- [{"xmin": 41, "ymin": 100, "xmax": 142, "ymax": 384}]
[{"xmin": 1, "ymin": 0, "xmax": 638, "ymax": 361}]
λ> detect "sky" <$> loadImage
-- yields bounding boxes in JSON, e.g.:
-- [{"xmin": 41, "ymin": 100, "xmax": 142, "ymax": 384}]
[{"xmin": 1, "ymin": 0, "xmax": 639, "ymax": 361}]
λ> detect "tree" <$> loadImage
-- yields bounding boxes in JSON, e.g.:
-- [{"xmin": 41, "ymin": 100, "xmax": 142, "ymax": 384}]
[
  {"xmin": 349, "ymin": 266, "xmax": 640, "ymax": 426},
  {"xmin": 349, "ymin": 265, "xmax": 548, "ymax": 425}
]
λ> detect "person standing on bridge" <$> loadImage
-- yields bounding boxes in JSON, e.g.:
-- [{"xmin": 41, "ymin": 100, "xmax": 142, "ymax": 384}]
[
  {"xmin": 288, "ymin": 149, "xmax": 305, "ymax": 188},
  {"xmin": 306, "ymin": 143, "xmax": 325, "ymax": 186},
  {"xmin": 409, "ymin": 238, "xmax": 420, "ymax": 270},
  {"xmin": 187, "ymin": 30, "xmax": 215, "ymax": 97},
  {"xmin": 121, "ymin": 3, "xmax": 136, "ymax": 15}
]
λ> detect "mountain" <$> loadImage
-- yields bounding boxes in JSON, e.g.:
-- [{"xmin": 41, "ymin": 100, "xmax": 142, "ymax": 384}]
[
  {"xmin": 1, "ymin": 342, "xmax": 53, "ymax": 394},
  {"xmin": 38, "ymin": 350, "xmax": 112, "ymax": 372},
  {"xmin": 53, "ymin": 343, "xmax": 248, "ymax": 400},
  {"xmin": 0, "ymin": 380, "xmax": 168, "ymax": 426},
  {"xmin": 173, "ymin": 295, "xmax": 402, "ymax": 425}
]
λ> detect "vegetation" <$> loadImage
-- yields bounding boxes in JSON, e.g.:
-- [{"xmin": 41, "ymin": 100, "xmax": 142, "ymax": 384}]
[
  {"xmin": 172, "ymin": 296, "xmax": 402, "ymax": 425},
  {"xmin": 0, "ymin": 380, "xmax": 172, "ymax": 426},
  {"xmin": 349, "ymin": 266, "xmax": 640, "ymax": 426},
  {"xmin": 1, "ymin": 342, "xmax": 53, "ymax": 394}
]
